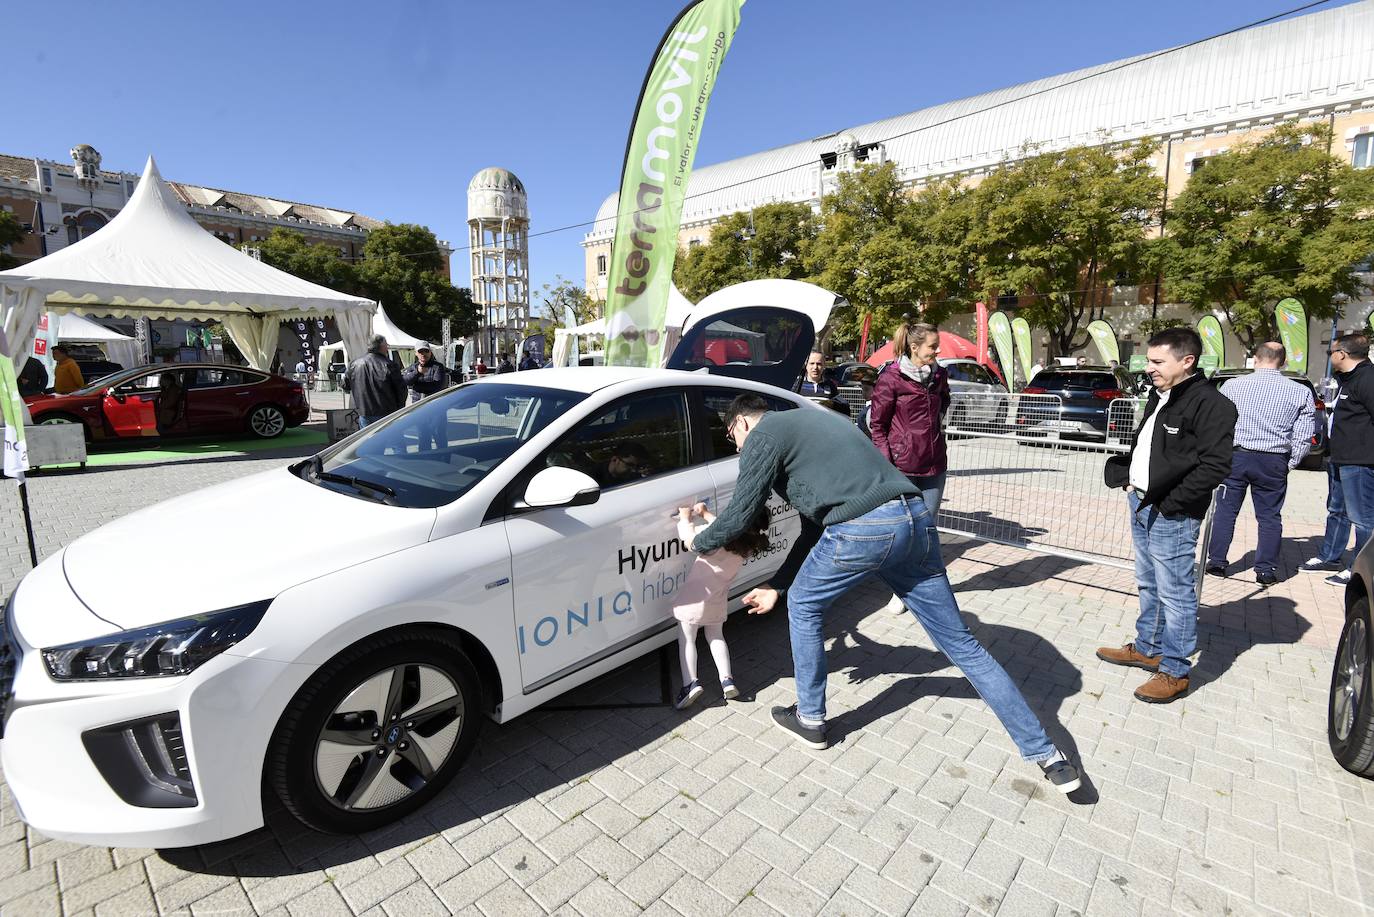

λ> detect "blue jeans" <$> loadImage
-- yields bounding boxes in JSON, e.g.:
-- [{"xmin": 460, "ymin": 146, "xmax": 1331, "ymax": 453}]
[
  {"xmin": 1128, "ymin": 491, "xmax": 1200, "ymax": 678},
  {"xmin": 1318, "ymin": 464, "xmax": 1374, "ymax": 568},
  {"xmin": 909, "ymin": 471, "xmax": 946, "ymax": 516},
  {"xmin": 1206, "ymin": 450, "xmax": 1289, "ymax": 575},
  {"xmin": 359, "ymin": 415, "xmax": 383, "ymax": 428},
  {"xmin": 786, "ymin": 496, "xmax": 1058, "ymax": 762}
]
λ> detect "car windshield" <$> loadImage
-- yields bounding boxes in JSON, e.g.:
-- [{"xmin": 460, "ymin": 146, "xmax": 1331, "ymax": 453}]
[
  {"xmin": 67, "ymin": 366, "xmax": 151, "ymax": 396},
  {"xmin": 1029, "ymin": 372, "xmax": 1120, "ymax": 389},
  {"xmin": 307, "ymin": 383, "xmax": 586, "ymax": 509}
]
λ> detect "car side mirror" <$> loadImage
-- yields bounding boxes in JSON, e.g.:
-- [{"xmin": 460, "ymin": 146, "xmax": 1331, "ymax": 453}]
[
  {"xmin": 517, "ymin": 466, "xmax": 601, "ymax": 510},
  {"xmin": 108, "ymin": 390, "xmax": 125, "ymax": 404}
]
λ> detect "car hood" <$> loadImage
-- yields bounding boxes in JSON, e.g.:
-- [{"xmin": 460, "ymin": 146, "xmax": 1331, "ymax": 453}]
[{"xmin": 62, "ymin": 467, "xmax": 437, "ymax": 629}]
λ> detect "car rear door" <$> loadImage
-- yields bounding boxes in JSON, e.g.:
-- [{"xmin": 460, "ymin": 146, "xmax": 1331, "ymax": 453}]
[
  {"xmin": 501, "ymin": 387, "xmax": 718, "ymax": 692},
  {"xmin": 187, "ymin": 368, "xmax": 255, "ymax": 432}
]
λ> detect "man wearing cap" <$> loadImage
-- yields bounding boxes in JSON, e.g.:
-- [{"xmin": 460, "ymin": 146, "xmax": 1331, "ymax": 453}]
[{"xmin": 403, "ymin": 345, "xmax": 449, "ymax": 404}]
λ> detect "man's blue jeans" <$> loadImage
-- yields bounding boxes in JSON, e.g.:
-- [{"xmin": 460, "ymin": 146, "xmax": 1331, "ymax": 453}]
[
  {"xmin": 358, "ymin": 415, "xmax": 383, "ymax": 428},
  {"xmin": 1128, "ymin": 491, "xmax": 1200, "ymax": 678},
  {"xmin": 1317, "ymin": 464, "xmax": 1374, "ymax": 568},
  {"xmin": 1206, "ymin": 450, "xmax": 1289, "ymax": 575},
  {"xmin": 786, "ymin": 496, "xmax": 1058, "ymax": 762}
]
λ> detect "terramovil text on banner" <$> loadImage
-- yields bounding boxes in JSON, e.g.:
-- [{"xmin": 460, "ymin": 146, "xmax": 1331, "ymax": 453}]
[
  {"xmin": 603, "ymin": 0, "xmax": 746, "ymax": 368},
  {"xmin": 0, "ymin": 352, "xmax": 30, "ymax": 483},
  {"xmin": 1274, "ymin": 298, "xmax": 1308, "ymax": 374},
  {"xmin": 1086, "ymin": 319, "xmax": 1119, "ymax": 365},
  {"xmin": 988, "ymin": 311, "xmax": 1015, "ymax": 386},
  {"xmin": 1011, "ymin": 316, "xmax": 1033, "ymax": 385}
]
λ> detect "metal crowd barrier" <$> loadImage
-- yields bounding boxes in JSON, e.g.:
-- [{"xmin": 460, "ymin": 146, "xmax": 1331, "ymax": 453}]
[{"xmin": 935, "ymin": 392, "xmax": 1213, "ymax": 598}]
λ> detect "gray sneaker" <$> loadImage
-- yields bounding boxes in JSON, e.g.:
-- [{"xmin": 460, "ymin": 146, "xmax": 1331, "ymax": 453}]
[
  {"xmin": 1039, "ymin": 754, "xmax": 1082, "ymax": 794},
  {"xmin": 771, "ymin": 705, "xmax": 827, "ymax": 750},
  {"xmin": 1326, "ymin": 569, "xmax": 1353, "ymax": 587},
  {"xmin": 1299, "ymin": 558, "xmax": 1341, "ymax": 574}
]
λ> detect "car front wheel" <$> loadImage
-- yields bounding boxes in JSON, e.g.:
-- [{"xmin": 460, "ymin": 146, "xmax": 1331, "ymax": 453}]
[
  {"xmin": 248, "ymin": 404, "xmax": 287, "ymax": 438},
  {"xmin": 268, "ymin": 630, "xmax": 483, "ymax": 833},
  {"xmin": 1329, "ymin": 596, "xmax": 1374, "ymax": 777}
]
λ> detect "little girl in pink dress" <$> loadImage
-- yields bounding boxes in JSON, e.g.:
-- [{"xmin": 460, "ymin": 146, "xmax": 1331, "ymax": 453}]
[{"xmin": 672, "ymin": 503, "xmax": 771, "ymax": 709}]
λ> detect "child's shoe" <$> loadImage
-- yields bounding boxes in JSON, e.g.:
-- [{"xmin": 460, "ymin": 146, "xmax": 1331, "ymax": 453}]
[
  {"xmin": 675, "ymin": 680, "xmax": 704, "ymax": 710},
  {"xmin": 721, "ymin": 677, "xmax": 740, "ymax": 700}
]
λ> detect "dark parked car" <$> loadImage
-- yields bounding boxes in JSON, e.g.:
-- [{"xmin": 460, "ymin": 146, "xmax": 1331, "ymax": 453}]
[
  {"xmin": 1330, "ymin": 539, "xmax": 1374, "ymax": 777},
  {"xmin": 1207, "ymin": 368, "xmax": 1326, "ymax": 470},
  {"xmin": 72, "ymin": 357, "xmax": 124, "ymax": 384},
  {"xmin": 24, "ymin": 363, "xmax": 310, "ymax": 442},
  {"xmin": 1017, "ymin": 366, "xmax": 1135, "ymax": 441}
]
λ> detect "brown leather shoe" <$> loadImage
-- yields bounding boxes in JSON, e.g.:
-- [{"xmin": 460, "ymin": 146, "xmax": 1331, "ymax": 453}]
[
  {"xmin": 1134, "ymin": 672, "xmax": 1189, "ymax": 703},
  {"xmin": 1095, "ymin": 642, "xmax": 1161, "ymax": 671}
]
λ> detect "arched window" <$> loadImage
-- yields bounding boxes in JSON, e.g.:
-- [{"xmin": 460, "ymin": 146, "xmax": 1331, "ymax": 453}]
[{"xmin": 66, "ymin": 210, "xmax": 108, "ymax": 245}]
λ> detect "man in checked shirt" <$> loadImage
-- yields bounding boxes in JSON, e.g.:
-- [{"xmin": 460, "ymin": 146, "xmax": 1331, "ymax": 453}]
[{"xmin": 1204, "ymin": 342, "xmax": 1315, "ymax": 586}]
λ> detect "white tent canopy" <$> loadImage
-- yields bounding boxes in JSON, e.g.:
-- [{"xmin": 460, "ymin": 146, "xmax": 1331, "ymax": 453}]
[
  {"xmin": 56, "ymin": 313, "xmax": 140, "ymax": 371},
  {"xmin": 0, "ymin": 156, "xmax": 376, "ymax": 370},
  {"xmin": 550, "ymin": 284, "xmax": 694, "ymax": 368},
  {"xmin": 316, "ymin": 305, "xmax": 430, "ymax": 371}
]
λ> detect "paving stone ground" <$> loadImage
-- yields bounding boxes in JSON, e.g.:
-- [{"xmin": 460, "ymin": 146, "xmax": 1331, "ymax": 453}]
[{"xmin": 1, "ymin": 420, "xmax": 1371, "ymax": 916}]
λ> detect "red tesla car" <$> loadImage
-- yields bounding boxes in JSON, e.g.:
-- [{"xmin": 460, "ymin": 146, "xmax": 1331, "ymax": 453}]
[{"xmin": 24, "ymin": 363, "xmax": 310, "ymax": 442}]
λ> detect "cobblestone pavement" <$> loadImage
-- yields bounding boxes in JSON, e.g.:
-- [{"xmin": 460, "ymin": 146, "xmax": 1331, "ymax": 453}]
[{"xmin": 1, "ymin": 430, "xmax": 1371, "ymax": 916}]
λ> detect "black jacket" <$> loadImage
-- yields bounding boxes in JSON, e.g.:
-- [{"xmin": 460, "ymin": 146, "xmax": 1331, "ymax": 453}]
[
  {"xmin": 1104, "ymin": 372, "xmax": 1237, "ymax": 519},
  {"xmin": 343, "ymin": 351, "xmax": 406, "ymax": 418},
  {"xmin": 17, "ymin": 358, "xmax": 47, "ymax": 396},
  {"xmin": 1329, "ymin": 360, "xmax": 1374, "ymax": 467},
  {"xmin": 403, "ymin": 359, "xmax": 449, "ymax": 401}
]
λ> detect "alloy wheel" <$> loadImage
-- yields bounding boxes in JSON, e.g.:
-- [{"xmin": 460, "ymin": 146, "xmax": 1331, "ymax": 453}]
[
  {"xmin": 250, "ymin": 406, "xmax": 285, "ymax": 437},
  {"xmin": 1334, "ymin": 617, "xmax": 1368, "ymax": 743},
  {"xmin": 314, "ymin": 664, "xmax": 465, "ymax": 812}
]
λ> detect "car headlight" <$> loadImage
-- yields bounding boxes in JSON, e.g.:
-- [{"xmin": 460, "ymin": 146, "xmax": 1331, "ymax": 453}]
[{"xmin": 42, "ymin": 600, "xmax": 271, "ymax": 681}]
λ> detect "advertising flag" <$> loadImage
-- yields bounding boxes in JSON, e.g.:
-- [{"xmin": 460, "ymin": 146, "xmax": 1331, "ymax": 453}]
[
  {"xmin": 988, "ymin": 312, "xmax": 1015, "ymax": 386},
  {"xmin": 0, "ymin": 353, "xmax": 30, "ymax": 484},
  {"xmin": 1011, "ymin": 316, "xmax": 1033, "ymax": 385},
  {"xmin": 975, "ymin": 301, "xmax": 989, "ymax": 367},
  {"xmin": 1197, "ymin": 315, "xmax": 1226, "ymax": 373},
  {"xmin": 1086, "ymin": 320, "xmax": 1120, "ymax": 365},
  {"xmin": 1274, "ymin": 298, "xmax": 1308, "ymax": 374},
  {"xmin": 603, "ymin": 0, "xmax": 746, "ymax": 367}
]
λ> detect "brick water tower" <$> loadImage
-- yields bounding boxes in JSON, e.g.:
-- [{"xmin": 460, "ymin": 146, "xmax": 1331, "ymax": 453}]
[{"xmin": 467, "ymin": 168, "xmax": 529, "ymax": 362}]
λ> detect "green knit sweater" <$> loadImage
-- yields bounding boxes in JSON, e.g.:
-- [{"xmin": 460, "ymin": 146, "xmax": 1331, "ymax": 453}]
[{"xmin": 693, "ymin": 407, "xmax": 919, "ymax": 588}]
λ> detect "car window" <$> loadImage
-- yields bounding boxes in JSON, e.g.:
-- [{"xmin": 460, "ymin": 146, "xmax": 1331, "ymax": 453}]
[
  {"xmin": 316, "ymin": 384, "xmax": 586, "ymax": 508},
  {"xmin": 677, "ymin": 309, "xmax": 809, "ymax": 368},
  {"xmin": 1029, "ymin": 372, "xmax": 1117, "ymax": 389},
  {"xmin": 191, "ymin": 368, "xmax": 255, "ymax": 388},
  {"xmin": 545, "ymin": 391, "xmax": 691, "ymax": 489},
  {"xmin": 966, "ymin": 364, "xmax": 997, "ymax": 386},
  {"xmin": 112, "ymin": 372, "xmax": 166, "ymax": 395},
  {"xmin": 700, "ymin": 387, "xmax": 799, "ymax": 460}
]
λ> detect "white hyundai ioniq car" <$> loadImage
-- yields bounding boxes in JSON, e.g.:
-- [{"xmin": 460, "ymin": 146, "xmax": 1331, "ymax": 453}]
[{"xmin": 0, "ymin": 281, "xmax": 842, "ymax": 847}]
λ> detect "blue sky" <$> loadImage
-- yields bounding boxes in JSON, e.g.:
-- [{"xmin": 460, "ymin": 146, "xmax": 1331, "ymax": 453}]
[{"xmin": 8, "ymin": 0, "xmax": 1355, "ymax": 312}]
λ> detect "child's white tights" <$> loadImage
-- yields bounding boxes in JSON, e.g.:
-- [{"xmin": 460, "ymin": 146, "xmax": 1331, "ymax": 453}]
[{"xmin": 678, "ymin": 622, "xmax": 731, "ymax": 685}]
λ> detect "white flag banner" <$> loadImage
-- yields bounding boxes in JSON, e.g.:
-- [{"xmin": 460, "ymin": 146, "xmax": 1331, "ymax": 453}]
[{"xmin": 0, "ymin": 352, "xmax": 31, "ymax": 484}]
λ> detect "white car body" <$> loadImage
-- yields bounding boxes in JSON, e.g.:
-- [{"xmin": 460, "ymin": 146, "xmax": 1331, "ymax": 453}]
[{"xmin": 1, "ymin": 283, "xmax": 843, "ymax": 848}]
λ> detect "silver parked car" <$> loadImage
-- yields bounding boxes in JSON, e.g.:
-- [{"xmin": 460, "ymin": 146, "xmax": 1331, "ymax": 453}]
[
  {"xmin": 1330, "ymin": 539, "xmax": 1374, "ymax": 777},
  {"xmin": 942, "ymin": 358, "xmax": 1008, "ymax": 431}
]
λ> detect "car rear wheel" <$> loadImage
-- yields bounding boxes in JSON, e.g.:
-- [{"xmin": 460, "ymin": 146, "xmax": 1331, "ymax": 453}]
[
  {"xmin": 248, "ymin": 404, "xmax": 287, "ymax": 439},
  {"xmin": 1329, "ymin": 596, "xmax": 1374, "ymax": 777},
  {"xmin": 269, "ymin": 630, "xmax": 483, "ymax": 834}
]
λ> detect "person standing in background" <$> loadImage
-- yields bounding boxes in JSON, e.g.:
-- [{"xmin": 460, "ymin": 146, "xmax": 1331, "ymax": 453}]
[
  {"xmin": 868, "ymin": 322, "xmax": 951, "ymax": 614},
  {"xmin": 51, "ymin": 345, "xmax": 84, "ymax": 394},
  {"xmin": 1205, "ymin": 342, "xmax": 1314, "ymax": 585}
]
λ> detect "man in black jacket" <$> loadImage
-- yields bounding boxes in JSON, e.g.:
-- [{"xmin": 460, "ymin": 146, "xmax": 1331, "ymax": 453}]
[
  {"xmin": 1098, "ymin": 327, "xmax": 1237, "ymax": 703},
  {"xmin": 342, "ymin": 335, "xmax": 406, "ymax": 427},
  {"xmin": 1300, "ymin": 332, "xmax": 1374, "ymax": 587}
]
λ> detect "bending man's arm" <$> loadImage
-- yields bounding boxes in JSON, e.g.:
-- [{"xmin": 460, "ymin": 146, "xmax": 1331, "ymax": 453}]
[{"xmin": 691, "ymin": 431, "xmax": 781, "ymax": 554}]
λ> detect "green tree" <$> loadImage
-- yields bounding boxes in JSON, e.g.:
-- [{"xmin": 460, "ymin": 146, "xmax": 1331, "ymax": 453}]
[
  {"xmin": 356, "ymin": 223, "xmax": 479, "ymax": 341},
  {"xmin": 536, "ymin": 276, "xmax": 602, "ymax": 350},
  {"xmin": 967, "ymin": 140, "xmax": 1164, "ymax": 357},
  {"xmin": 673, "ymin": 202, "xmax": 817, "ymax": 303},
  {"xmin": 804, "ymin": 162, "xmax": 915, "ymax": 343},
  {"xmin": 0, "ymin": 210, "xmax": 25, "ymax": 270},
  {"xmin": 1161, "ymin": 122, "xmax": 1374, "ymax": 349},
  {"xmin": 250, "ymin": 228, "xmax": 359, "ymax": 292}
]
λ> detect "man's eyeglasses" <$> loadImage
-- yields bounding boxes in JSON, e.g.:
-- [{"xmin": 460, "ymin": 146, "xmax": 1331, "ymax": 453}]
[
  {"xmin": 725, "ymin": 417, "xmax": 741, "ymax": 448},
  {"xmin": 1328, "ymin": 349, "xmax": 1347, "ymax": 357}
]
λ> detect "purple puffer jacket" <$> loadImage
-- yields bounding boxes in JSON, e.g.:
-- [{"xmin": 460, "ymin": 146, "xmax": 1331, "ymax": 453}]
[{"xmin": 868, "ymin": 361, "xmax": 950, "ymax": 477}]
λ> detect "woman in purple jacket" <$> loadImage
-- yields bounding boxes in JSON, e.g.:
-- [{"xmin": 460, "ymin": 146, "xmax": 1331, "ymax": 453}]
[{"xmin": 869, "ymin": 322, "xmax": 951, "ymax": 613}]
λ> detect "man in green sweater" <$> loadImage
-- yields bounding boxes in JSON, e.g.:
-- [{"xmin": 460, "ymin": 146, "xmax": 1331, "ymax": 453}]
[{"xmin": 687, "ymin": 394, "xmax": 1080, "ymax": 794}]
